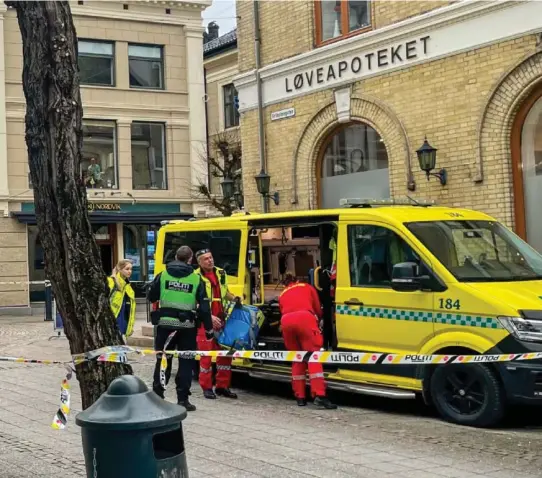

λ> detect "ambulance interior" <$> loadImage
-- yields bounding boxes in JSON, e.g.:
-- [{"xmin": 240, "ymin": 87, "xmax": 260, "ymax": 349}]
[{"xmin": 247, "ymin": 222, "xmax": 338, "ymax": 351}]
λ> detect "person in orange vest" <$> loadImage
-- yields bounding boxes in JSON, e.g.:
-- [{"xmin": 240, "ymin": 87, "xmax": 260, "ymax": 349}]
[
  {"xmin": 194, "ymin": 248, "xmax": 240, "ymax": 399},
  {"xmin": 278, "ymin": 273, "xmax": 337, "ymax": 409}
]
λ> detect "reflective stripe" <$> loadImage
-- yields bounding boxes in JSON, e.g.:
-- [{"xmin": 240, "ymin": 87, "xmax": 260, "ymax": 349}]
[
  {"xmin": 309, "ymin": 373, "xmax": 325, "ymax": 379},
  {"xmin": 216, "ymin": 365, "xmax": 231, "ymax": 371},
  {"xmin": 292, "ymin": 375, "xmax": 306, "ymax": 381},
  {"xmin": 159, "ymin": 317, "xmax": 195, "ymax": 328},
  {"xmin": 159, "ymin": 299, "xmax": 195, "ymax": 311},
  {"xmin": 200, "ymin": 367, "xmax": 212, "ymax": 373}
]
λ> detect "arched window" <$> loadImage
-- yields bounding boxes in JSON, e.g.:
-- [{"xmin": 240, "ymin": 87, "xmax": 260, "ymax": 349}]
[
  {"xmin": 319, "ymin": 122, "xmax": 390, "ymax": 208},
  {"xmin": 321, "ymin": 123, "xmax": 388, "ymax": 178}
]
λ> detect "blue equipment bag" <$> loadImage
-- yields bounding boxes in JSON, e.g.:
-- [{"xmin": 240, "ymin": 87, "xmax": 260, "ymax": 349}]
[{"xmin": 217, "ymin": 301, "xmax": 265, "ymax": 350}]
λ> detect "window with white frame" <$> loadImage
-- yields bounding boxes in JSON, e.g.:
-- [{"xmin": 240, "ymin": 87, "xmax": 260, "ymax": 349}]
[
  {"xmin": 223, "ymin": 83, "xmax": 239, "ymax": 129},
  {"xmin": 82, "ymin": 120, "xmax": 118, "ymax": 189},
  {"xmin": 131, "ymin": 122, "xmax": 167, "ymax": 190},
  {"xmin": 78, "ymin": 40, "xmax": 115, "ymax": 86},
  {"xmin": 128, "ymin": 44, "xmax": 164, "ymax": 89}
]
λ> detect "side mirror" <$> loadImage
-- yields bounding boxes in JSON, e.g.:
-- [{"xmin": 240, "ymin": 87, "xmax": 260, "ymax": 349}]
[{"xmin": 391, "ymin": 262, "xmax": 425, "ymax": 292}]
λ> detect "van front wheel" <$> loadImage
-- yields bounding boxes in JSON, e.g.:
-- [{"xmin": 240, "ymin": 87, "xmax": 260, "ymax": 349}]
[{"xmin": 429, "ymin": 363, "xmax": 504, "ymax": 427}]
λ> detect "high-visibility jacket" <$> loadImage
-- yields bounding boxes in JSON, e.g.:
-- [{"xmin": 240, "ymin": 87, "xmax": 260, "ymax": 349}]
[
  {"xmin": 158, "ymin": 270, "xmax": 200, "ymax": 328},
  {"xmin": 107, "ymin": 274, "xmax": 136, "ymax": 337},
  {"xmin": 194, "ymin": 266, "xmax": 229, "ymax": 307}
]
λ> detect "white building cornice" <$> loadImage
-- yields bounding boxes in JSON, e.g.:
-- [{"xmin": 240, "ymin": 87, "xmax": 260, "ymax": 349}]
[
  {"xmin": 234, "ymin": 0, "xmax": 540, "ymax": 112},
  {"xmin": 70, "ymin": 2, "xmax": 208, "ymax": 26}
]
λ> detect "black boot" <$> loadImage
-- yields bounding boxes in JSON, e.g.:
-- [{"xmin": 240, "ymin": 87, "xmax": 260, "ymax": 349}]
[
  {"xmin": 313, "ymin": 396, "xmax": 337, "ymax": 409},
  {"xmin": 203, "ymin": 389, "xmax": 217, "ymax": 399},
  {"xmin": 215, "ymin": 388, "xmax": 238, "ymax": 399},
  {"xmin": 178, "ymin": 399, "xmax": 196, "ymax": 412},
  {"xmin": 297, "ymin": 398, "xmax": 307, "ymax": 407}
]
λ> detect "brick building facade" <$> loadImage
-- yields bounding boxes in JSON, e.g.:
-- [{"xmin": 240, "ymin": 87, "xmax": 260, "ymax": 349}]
[{"xmin": 234, "ymin": 0, "xmax": 542, "ymax": 253}]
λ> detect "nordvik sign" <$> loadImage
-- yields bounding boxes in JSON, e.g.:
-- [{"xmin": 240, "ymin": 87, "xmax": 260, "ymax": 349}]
[{"xmin": 285, "ymin": 35, "xmax": 430, "ymax": 93}]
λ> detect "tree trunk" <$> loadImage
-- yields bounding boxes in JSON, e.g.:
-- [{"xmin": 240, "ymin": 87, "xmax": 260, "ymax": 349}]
[{"xmin": 6, "ymin": 1, "xmax": 132, "ymax": 409}]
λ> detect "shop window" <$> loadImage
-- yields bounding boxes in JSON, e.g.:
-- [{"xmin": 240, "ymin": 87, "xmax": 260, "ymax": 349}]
[
  {"xmin": 321, "ymin": 123, "xmax": 387, "ymax": 178},
  {"xmin": 162, "ymin": 230, "xmax": 242, "ymax": 276},
  {"xmin": 348, "ymin": 225, "xmax": 418, "ymax": 287},
  {"xmin": 519, "ymin": 95, "xmax": 542, "ymax": 252},
  {"xmin": 315, "ymin": 0, "xmax": 371, "ymax": 46},
  {"xmin": 131, "ymin": 122, "xmax": 167, "ymax": 190},
  {"xmin": 123, "ymin": 224, "xmax": 159, "ymax": 284},
  {"xmin": 320, "ymin": 122, "xmax": 389, "ymax": 208},
  {"xmin": 82, "ymin": 120, "xmax": 118, "ymax": 189},
  {"xmin": 128, "ymin": 44, "xmax": 164, "ymax": 89},
  {"xmin": 223, "ymin": 83, "xmax": 239, "ymax": 129},
  {"xmin": 78, "ymin": 40, "xmax": 115, "ymax": 86},
  {"xmin": 28, "ymin": 225, "xmax": 46, "ymax": 302}
]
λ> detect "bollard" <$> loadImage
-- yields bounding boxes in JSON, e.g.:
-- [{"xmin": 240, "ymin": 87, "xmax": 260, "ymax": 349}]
[
  {"xmin": 44, "ymin": 282, "xmax": 53, "ymax": 322},
  {"xmin": 76, "ymin": 375, "xmax": 189, "ymax": 478}
]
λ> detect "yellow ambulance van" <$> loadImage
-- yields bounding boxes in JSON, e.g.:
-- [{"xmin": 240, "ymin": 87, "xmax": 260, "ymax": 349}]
[{"xmin": 153, "ymin": 198, "xmax": 542, "ymax": 427}]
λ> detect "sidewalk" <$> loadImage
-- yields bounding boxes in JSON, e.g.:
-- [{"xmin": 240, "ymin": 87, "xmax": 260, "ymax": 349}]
[{"xmin": 1, "ymin": 318, "xmax": 542, "ymax": 477}]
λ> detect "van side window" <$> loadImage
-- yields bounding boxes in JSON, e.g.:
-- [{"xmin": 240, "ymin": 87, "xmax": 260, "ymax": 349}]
[
  {"xmin": 348, "ymin": 225, "xmax": 423, "ymax": 287},
  {"xmin": 163, "ymin": 230, "xmax": 241, "ymax": 276}
]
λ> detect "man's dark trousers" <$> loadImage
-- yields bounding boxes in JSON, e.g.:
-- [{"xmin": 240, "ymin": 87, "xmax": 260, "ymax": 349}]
[{"xmin": 152, "ymin": 325, "xmax": 197, "ymax": 402}]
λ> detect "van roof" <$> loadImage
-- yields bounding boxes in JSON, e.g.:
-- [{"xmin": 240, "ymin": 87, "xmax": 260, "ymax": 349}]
[{"xmin": 164, "ymin": 205, "xmax": 494, "ymax": 227}]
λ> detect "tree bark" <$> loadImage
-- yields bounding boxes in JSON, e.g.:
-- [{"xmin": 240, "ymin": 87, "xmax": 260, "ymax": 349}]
[{"xmin": 6, "ymin": 1, "xmax": 132, "ymax": 409}]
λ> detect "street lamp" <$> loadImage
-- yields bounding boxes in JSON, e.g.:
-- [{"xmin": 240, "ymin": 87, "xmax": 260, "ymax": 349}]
[
  {"xmin": 220, "ymin": 176, "xmax": 235, "ymax": 200},
  {"xmin": 233, "ymin": 188, "xmax": 244, "ymax": 208},
  {"xmin": 416, "ymin": 137, "xmax": 447, "ymax": 186},
  {"xmin": 254, "ymin": 169, "xmax": 279, "ymax": 206}
]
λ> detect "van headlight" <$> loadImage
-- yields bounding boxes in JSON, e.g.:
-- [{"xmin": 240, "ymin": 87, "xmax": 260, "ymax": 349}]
[{"xmin": 497, "ymin": 316, "xmax": 542, "ymax": 342}]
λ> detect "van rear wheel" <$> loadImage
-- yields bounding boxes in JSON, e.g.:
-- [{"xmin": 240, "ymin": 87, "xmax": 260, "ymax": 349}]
[{"xmin": 429, "ymin": 363, "xmax": 504, "ymax": 427}]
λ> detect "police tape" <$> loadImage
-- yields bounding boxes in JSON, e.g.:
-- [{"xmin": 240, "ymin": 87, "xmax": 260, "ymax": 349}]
[
  {"xmin": 73, "ymin": 346, "xmax": 542, "ymax": 366},
  {"xmin": 51, "ymin": 366, "xmax": 73, "ymax": 430},
  {"xmin": 0, "ymin": 280, "xmax": 50, "ymax": 286},
  {"xmin": 2, "ymin": 348, "xmax": 542, "ymax": 366}
]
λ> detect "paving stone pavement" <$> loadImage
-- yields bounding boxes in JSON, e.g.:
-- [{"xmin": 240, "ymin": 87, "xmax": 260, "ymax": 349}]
[{"xmin": 1, "ymin": 318, "xmax": 542, "ymax": 477}]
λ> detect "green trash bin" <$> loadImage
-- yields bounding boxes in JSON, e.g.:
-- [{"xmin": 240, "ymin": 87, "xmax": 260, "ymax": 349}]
[{"xmin": 76, "ymin": 375, "xmax": 189, "ymax": 478}]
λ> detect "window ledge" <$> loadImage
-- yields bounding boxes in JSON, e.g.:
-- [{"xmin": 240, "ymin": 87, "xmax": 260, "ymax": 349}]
[
  {"xmin": 317, "ymin": 25, "xmax": 373, "ymax": 48},
  {"xmin": 80, "ymin": 84, "xmax": 188, "ymax": 95}
]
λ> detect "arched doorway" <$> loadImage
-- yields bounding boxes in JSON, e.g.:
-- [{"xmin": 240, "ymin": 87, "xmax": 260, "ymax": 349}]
[
  {"xmin": 511, "ymin": 84, "xmax": 542, "ymax": 252},
  {"xmin": 317, "ymin": 122, "xmax": 389, "ymax": 208}
]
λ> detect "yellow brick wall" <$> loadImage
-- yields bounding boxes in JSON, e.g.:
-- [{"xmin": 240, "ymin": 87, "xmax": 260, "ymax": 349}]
[
  {"xmin": 240, "ymin": 35, "xmax": 538, "ymax": 229},
  {"xmin": 373, "ymin": 1, "xmax": 455, "ymax": 29},
  {"xmin": 0, "ymin": 217, "xmax": 28, "ymax": 307},
  {"xmin": 236, "ymin": 0, "xmax": 453, "ymax": 72}
]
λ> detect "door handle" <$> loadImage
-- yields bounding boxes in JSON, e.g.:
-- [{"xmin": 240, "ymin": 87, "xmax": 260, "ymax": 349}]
[{"xmin": 344, "ymin": 299, "xmax": 363, "ymax": 306}]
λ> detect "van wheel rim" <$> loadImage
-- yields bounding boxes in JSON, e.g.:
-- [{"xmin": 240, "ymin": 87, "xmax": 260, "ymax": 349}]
[{"xmin": 441, "ymin": 370, "xmax": 486, "ymax": 416}]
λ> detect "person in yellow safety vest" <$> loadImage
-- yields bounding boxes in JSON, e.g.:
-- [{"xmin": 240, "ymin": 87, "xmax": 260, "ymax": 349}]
[
  {"xmin": 107, "ymin": 259, "xmax": 136, "ymax": 342},
  {"xmin": 194, "ymin": 248, "xmax": 240, "ymax": 400}
]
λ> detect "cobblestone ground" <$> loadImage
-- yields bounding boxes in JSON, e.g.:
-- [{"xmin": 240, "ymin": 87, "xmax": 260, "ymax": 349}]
[{"xmin": 1, "ymin": 318, "xmax": 542, "ymax": 478}]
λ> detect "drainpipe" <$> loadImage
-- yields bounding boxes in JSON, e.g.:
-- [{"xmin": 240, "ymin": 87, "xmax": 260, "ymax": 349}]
[
  {"xmin": 254, "ymin": 0, "xmax": 268, "ymax": 213},
  {"xmin": 203, "ymin": 66, "xmax": 211, "ymax": 192}
]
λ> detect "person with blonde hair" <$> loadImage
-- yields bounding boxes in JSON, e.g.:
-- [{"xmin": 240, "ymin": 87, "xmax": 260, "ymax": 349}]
[{"xmin": 108, "ymin": 259, "xmax": 136, "ymax": 341}]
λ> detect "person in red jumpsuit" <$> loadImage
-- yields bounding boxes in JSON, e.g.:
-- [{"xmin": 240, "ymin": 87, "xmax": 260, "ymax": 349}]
[
  {"xmin": 194, "ymin": 249, "xmax": 239, "ymax": 399},
  {"xmin": 279, "ymin": 273, "xmax": 337, "ymax": 409}
]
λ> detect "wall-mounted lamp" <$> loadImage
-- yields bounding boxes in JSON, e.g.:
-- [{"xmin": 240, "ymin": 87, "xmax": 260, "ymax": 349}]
[
  {"xmin": 254, "ymin": 170, "xmax": 279, "ymax": 206},
  {"xmin": 93, "ymin": 191, "xmax": 105, "ymax": 197},
  {"xmin": 220, "ymin": 176, "xmax": 235, "ymax": 200},
  {"xmin": 416, "ymin": 137, "xmax": 447, "ymax": 186},
  {"xmin": 233, "ymin": 188, "xmax": 244, "ymax": 209},
  {"xmin": 126, "ymin": 192, "xmax": 137, "ymax": 205}
]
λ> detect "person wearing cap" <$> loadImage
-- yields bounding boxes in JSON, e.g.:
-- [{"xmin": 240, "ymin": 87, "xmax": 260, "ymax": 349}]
[
  {"xmin": 278, "ymin": 272, "xmax": 337, "ymax": 409},
  {"xmin": 194, "ymin": 248, "xmax": 240, "ymax": 399},
  {"xmin": 147, "ymin": 245, "xmax": 213, "ymax": 411}
]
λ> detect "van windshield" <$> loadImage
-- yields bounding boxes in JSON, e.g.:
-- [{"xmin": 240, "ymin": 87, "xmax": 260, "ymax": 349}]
[{"xmin": 405, "ymin": 220, "xmax": 542, "ymax": 282}]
